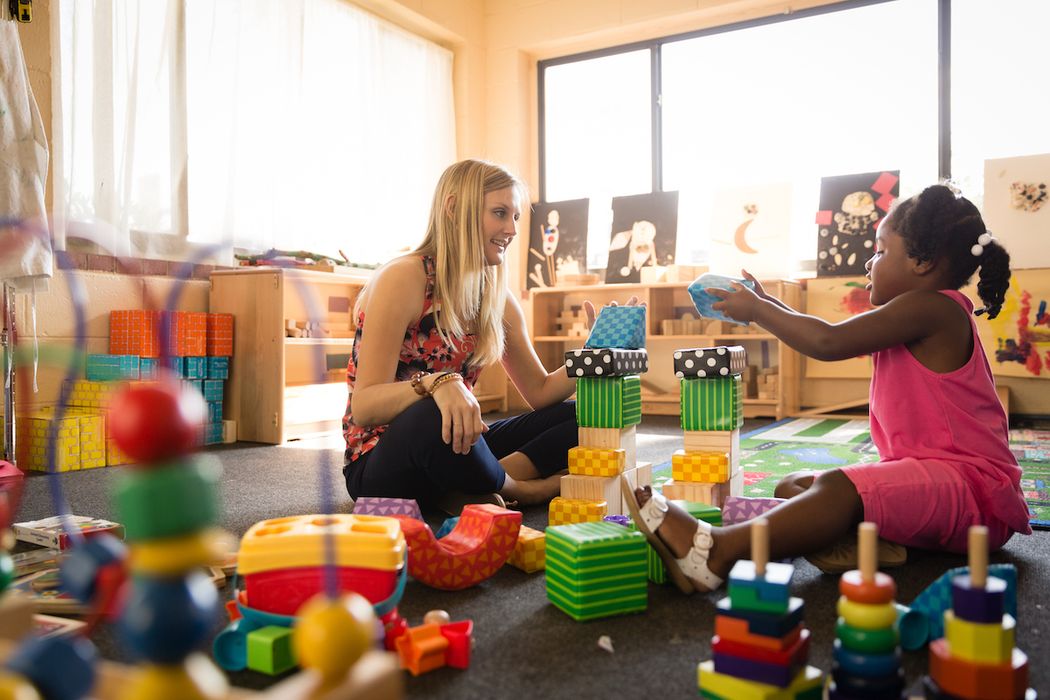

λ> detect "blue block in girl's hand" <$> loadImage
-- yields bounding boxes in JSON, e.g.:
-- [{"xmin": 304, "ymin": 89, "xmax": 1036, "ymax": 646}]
[
  {"xmin": 584, "ymin": 305, "xmax": 646, "ymax": 349},
  {"xmin": 687, "ymin": 273, "xmax": 756, "ymax": 326}
]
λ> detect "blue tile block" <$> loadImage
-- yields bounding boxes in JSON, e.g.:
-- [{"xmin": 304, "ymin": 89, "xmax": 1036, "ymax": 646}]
[
  {"xmin": 165, "ymin": 356, "xmax": 185, "ymax": 377},
  {"xmin": 183, "ymin": 379, "xmax": 203, "ymax": 396},
  {"xmin": 184, "ymin": 356, "xmax": 207, "ymax": 379},
  {"xmin": 207, "ymin": 356, "xmax": 229, "ymax": 380},
  {"xmin": 584, "ymin": 305, "xmax": 646, "ymax": 349},
  {"xmin": 86, "ymin": 354, "xmax": 140, "ymax": 381},
  {"xmin": 687, "ymin": 273, "xmax": 756, "ymax": 326},
  {"xmin": 207, "ymin": 401, "xmax": 222, "ymax": 423},
  {"xmin": 204, "ymin": 422, "xmax": 223, "ymax": 445},
  {"xmin": 728, "ymin": 560, "xmax": 794, "ymax": 604},
  {"xmin": 203, "ymin": 380, "xmax": 224, "ymax": 403},
  {"xmin": 139, "ymin": 357, "xmax": 158, "ymax": 379}
]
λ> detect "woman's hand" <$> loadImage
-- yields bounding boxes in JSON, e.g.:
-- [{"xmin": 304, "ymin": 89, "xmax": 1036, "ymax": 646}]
[
  {"xmin": 583, "ymin": 295, "xmax": 643, "ymax": 329},
  {"xmin": 708, "ymin": 282, "xmax": 762, "ymax": 324},
  {"xmin": 429, "ymin": 375, "xmax": 488, "ymax": 454}
]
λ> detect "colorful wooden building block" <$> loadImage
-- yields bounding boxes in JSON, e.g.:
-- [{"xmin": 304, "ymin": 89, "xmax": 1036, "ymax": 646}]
[
  {"xmin": 697, "ymin": 661, "xmax": 824, "ymax": 700},
  {"xmin": 715, "ymin": 596, "xmax": 805, "ymax": 639},
  {"xmin": 396, "ymin": 504, "xmax": 521, "ymax": 591},
  {"xmin": 943, "ymin": 610, "xmax": 1015, "ymax": 664},
  {"xmin": 395, "ymin": 623, "xmax": 448, "ymax": 676},
  {"xmin": 548, "ymin": 497, "xmax": 608, "ymax": 526},
  {"xmin": 680, "ymin": 375, "xmax": 743, "ymax": 431},
  {"xmin": 683, "ymin": 429, "xmax": 739, "ymax": 453},
  {"xmin": 909, "ymin": 563, "xmax": 1017, "ymax": 642},
  {"xmin": 564, "ymin": 348, "xmax": 648, "ymax": 378},
  {"xmin": 207, "ymin": 312, "xmax": 234, "ymax": 356},
  {"xmin": 673, "ymin": 345, "xmax": 746, "ymax": 378},
  {"xmin": 661, "ymin": 470, "xmax": 742, "ymax": 506},
  {"xmin": 578, "ymin": 425, "xmax": 636, "ymax": 465},
  {"xmin": 671, "ymin": 449, "xmax": 730, "ymax": 483},
  {"xmin": 584, "ymin": 305, "xmax": 646, "ymax": 349},
  {"xmin": 567, "ymin": 446, "xmax": 625, "ymax": 477},
  {"xmin": 507, "ymin": 525, "xmax": 546, "ymax": 573},
  {"xmin": 728, "ymin": 559, "xmax": 793, "ymax": 613},
  {"xmin": 928, "ymin": 639, "xmax": 1029, "ymax": 700},
  {"xmin": 575, "ymin": 376, "xmax": 642, "ymax": 429}
]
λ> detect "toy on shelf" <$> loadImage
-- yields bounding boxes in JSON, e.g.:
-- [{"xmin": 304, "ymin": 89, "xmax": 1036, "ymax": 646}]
[
  {"xmin": 698, "ymin": 518, "xmax": 824, "ymax": 699},
  {"xmin": 923, "ymin": 526, "xmax": 1035, "ymax": 700},
  {"xmin": 394, "ymin": 609, "xmax": 473, "ymax": 676},
  {"xmin": 828, "ymin": 522, "xmax": 904, "ymax": 700},
  {"xmin": 394, "ymin": 503, "xmax": 520, "ymax": 591}
]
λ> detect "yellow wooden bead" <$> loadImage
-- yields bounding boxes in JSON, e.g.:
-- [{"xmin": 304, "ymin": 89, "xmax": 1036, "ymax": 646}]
[
  {"xmin": 945, "ymin": 610, "xmax": 1015, "ymax": 665},
  {"xmin": 836, "ymin": 596, "xmax": 897, "ymax": 630},
  {"xmin": 120, "ymin": 655, "xmax": 229, "ymax": 700},
  {"xmin": 0, "ymin": 671, "xmax": 42, "ymax": 700},
  {"xmin": 294, "ymin": 593, "xmax": 376, "ymax": 686}
]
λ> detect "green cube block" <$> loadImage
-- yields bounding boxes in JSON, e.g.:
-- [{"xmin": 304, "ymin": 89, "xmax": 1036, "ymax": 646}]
[
  {"xmin": 673, "ymin": 500, "xmax": 723, "ymax": 525},
  {"xmin": 247, "ymin": 625, "xmax": 296, "ymax": 675},
  {"xmin": 575, "ymin": 376, "xmax": 642, "ymax": 428},
  {"xmin": 679, "ymin": 375, "xmax": 742, "ymax": 431}
]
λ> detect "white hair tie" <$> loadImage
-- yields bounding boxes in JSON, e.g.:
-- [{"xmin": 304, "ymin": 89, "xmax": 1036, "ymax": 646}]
[{"xmin": 971, "ymin": 232, "xmax": 994, "ymax": 257}]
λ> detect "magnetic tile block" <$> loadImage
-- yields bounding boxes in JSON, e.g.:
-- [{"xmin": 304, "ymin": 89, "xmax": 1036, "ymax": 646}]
[
  {"xmin": 687, "ymin": 273, "xmax": 756, "ymax": 326},
  {"xmin": 671, "ymin": 449, "xmax": 730, "ymax": 483},
  {"xmin": 206, "ymin": 356, "xmax": 230, "ymax": 380},
  {"xmin": 564, "ymin": 348, "xmax": 649, "ymax": 378},
  {"xmin": 673, "ymin": 346, "xmax": 747, "ymax": 378},
  {"xmin": 697, "ymin": 661, "xmax": 824, "ymax": 700},
  {"xmin": 680, "ymin": 375, "xmax": 743, "ymax": 431},
  {"xmin": 578, "ymin": 425, "xmax": 636, "ymax": 465},
  {"xmin": 716, "ymin": 596, "xmax": 805, "ymax": 638},
  {"xmin": 207, "ymin": 312, "xmax": 234, "ymax": 356},
  {"xmin": 584, "ymin": 305, "xmax": 646, "ymax": 349},
  {"xmin": 548, "ymin": 497, "xmax": 607, "ymax": 526},
  {"xmin": 723, "ymin": 496, "xmax": 787, "ymax": 525},
  {"xmin": 929, "ymin": 638, "xmax": 1028, "ymax": 700},
  {"xmin": 575, "ymin": 376, "xmax": 641, "ymax": 429},
  {"xmin": 203, "ymin": 379, "xmax": 224, "ymax": 403},
  {"xmin": 567, "ymin": 446, "xmax": 625, "ymax": 477},
  {"xmin": 183, "ymin": 356, "xmax": 207, "ymax": 379},
  {"xmin": 944, "ymin": 610, "xmax": 1015, "ymax": 664},
  {"xmin": 246, "ymin": 625, "xmax": 296, "ymax": 675},
  {"xmin": 729, "ymin": 559, "xmax": 794, "ymax": 609},
  {"xmin": 683, "ymin": 429, "xmax": 739, "ymax": 453},
  {"xmin": 85, "ymin": 354, "xmax": 140, "ymax": 381},
  {"xmin": 507, "ymin": 525, "xmax": 545, "ymax": 573}
]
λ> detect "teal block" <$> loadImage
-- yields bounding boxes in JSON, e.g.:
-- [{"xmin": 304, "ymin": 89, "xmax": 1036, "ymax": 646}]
[
  {"xmin": 184, "ymin": 356, "xmax": 207, "ymax": 379},
  {"xmin": 207, "ymin": 356, "xmax": 229, "ymax": 379},
  {"xmin": 204, "ymin": 422, "xmax": 223, "ymax": 445},
  {"xmin": 584, "ymin": 305, "xmax": 646, "ymax": 349},
  {"xmin": 183, "ymin": 379, "xmax": 203, "ymax": 396},
  {"xmin": 207, "ymin": 401, "xmax": 223, "ymax": 424},
  {"xmin": 86, "ymin": 354, "xmax": 140, "ymax": 381},
  {"xmin": 165, "ymin": 356, "xmax": 185, "ymax": 377},
  {"xmin": 246, "ymin": 625, "xmax": 296, "ymax": 675},
  {"xmin": 139, "ymin": 357, "xmax": 158, "ymax": 379},
  {"xmin": 203, "ymin": 379, "xmax": 224, "ymax": 403}
]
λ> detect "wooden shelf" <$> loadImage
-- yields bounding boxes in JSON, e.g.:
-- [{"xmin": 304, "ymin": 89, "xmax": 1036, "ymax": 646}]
[{"xmin": 285, "ymin": 337, "xmax": 355, "ymax": 346}]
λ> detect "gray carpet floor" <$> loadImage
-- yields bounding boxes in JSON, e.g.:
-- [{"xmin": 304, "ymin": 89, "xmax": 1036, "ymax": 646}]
[{"xmin": 13, "ymin": 416, "xmax": 1050, "ymax": 698}]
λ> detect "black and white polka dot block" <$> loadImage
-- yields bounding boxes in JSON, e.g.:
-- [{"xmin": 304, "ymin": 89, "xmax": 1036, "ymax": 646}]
[
  {"xmin": 564, "ymin": 348, "xmax": 649, "ymax": 378},
  {"xmin": 673, "ymin": 345, "xmax": 746, "ymax": 378}
]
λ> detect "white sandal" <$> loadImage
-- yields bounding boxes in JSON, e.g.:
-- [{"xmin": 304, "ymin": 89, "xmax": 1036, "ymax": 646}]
[{"xmin": 620, "ymin": 478, "xmax": 725, "ymax": 594}]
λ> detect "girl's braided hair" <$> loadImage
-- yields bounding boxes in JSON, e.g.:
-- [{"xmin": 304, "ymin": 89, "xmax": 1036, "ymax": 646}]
[{"xmin": 884, "ymin": 184, "xmax": 1011, "ymax": 319}]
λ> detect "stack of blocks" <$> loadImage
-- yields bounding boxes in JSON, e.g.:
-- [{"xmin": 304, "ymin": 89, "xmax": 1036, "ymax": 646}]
[
  {"xmin": 698, "ymin": 519, "xmax": 824, "ymax": 699},
  {"xmin": 662, "ymin": 346, "xmax": 746, "ymax": 506},
  {"xmin": 551, "ymin": 305, "xmax": 650, "ymax": 525},
  {"xmin": 545, "ymin": 520, "xmax": 647, "ymax": 621},
  {"xmin": 923, "ymin": 526, "xmax": 1034, "ymax": 700},
  {"xmin": 828, "ymin": 523, "xmax": 905, "ymax": 699}
]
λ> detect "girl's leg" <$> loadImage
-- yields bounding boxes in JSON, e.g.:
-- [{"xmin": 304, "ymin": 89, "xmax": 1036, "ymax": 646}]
[
  {"xmin": 637, "ymin": 468, "xmax": 864, "ymax": 583},
  {"xmin": 773, "ymin": 470, "xmax": 819, "ymax": 499}
]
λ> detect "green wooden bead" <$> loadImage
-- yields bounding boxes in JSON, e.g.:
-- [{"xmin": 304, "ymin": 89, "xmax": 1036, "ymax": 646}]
[
  {"xmin": 114, "ymin": 456, "xmax": 221, "ymax": 541},
  {"xmin": 836, "ymin": 616, "xmax": 899, "ymax": 654}
]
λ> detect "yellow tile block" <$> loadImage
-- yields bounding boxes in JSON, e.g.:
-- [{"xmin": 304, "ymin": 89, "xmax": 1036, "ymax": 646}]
[
  {"xmin": 64, "ymin": 379, "xmax": 121, "ymax": 409},
  {"xmin": 945, "ymin": 610, "xmax": 1015, "ymax": 665},
  {"xmin": 37, "ymin": 407, "xmax": 107, "ymax": 469},
  {"xmin": 507, "ymin": 525, "xmax": 546, "ymax": 573},
  {"xmin": 16, "ymin": 414, "xmax": 80, "ymax": 472},
  {"xmin": 671, "ymin": 449, "xmax": 730, "ymax": 483},
  {"xmin": 568, "ymin": 446, "xmax": 625, "ymax": 477},
  {"xmin": 548, "ymin": 497, "xmax": 607, "ymax": 526}
]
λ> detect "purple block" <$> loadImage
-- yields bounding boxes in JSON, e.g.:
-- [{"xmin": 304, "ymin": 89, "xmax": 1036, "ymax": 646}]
[
  {"xmin": 603, "ymin": 515, "xmax": 632, "ymax": 528},
  {"xmin": 951, "ymin": 574, "xmax": 1007, "ymax": 623},
  {"xmin": 722, "ymin": 496, "xmax": 787, "ymax": 525},
  {"xmin": 712, "ymin": 651, "xmax": 797, "ymax": 688},
  {"xmin": 351, "ymin": 497, "xmax": 422, "ymax": 520}
]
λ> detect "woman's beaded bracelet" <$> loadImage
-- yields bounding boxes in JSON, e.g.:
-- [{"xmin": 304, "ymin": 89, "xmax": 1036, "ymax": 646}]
[{"xmin": 427, "ymin": 372, "xmax": 463, "ymax": 396}]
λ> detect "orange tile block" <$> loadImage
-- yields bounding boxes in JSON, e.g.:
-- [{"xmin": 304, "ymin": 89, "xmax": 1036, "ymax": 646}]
[
  {"xmin": 109, "ymin": 310, "xmax": 162, "ymax": 358},
  {"xmin": 207, "ymin": 313, "xmax": 234, "ymax": 356},
  {"xmin": 169, "ymin": 311, "xmax": 207, "ymax": 356}
]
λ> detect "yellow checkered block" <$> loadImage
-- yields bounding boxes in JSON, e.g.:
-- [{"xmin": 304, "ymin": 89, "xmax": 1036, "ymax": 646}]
[
  {"xmin": 548, "ymin": 497, "xmax": 607, "ymax": 526},
  {"xmin": 37, "ymin": 407, "xmax": 106, "ymax": 469},
  {"xmin": 16, "ymin": 414, "xmax": 80, "ymax": 472},
  {"xmin": 661, "ymin": 469, "xmax": 743, "ymax": 507},
  {"xmin": 671, "ymin": 449, "xmax": 730, "ymax": 483},
  {"xmin": 568, "ymin": 446, "xmax": 625, "ymax": 477},
  {"xmin": 507, "ymin": 525, "xmax": 546, "ymax": 573}
]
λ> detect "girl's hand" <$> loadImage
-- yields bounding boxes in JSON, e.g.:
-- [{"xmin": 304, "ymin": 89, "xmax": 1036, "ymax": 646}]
[
  {"xmin": 583, "ymin": 295, "xmax": 643, "ymax": 329},
  {"xmin": 430, "ymin": 376, "xmax": 488, "ymax": 454},
  {"xmin": 707, "ymin": 282, "xmax": 761, "ymax": 324},
  {"xmin": 741, "ymin": 269, "xmax": 769, "ymax": 300}
]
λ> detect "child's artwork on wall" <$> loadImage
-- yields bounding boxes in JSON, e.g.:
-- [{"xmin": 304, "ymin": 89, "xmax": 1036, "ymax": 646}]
[
  {"xmin": 606, "ymin": 191, "xmax": 679, "ymax": 284},
  {"xmin": 528, "ymin": 199, "xmax": 588, "ymax": 288},
  {"xmin": 983, "ymin": 154, "xmax": 1050, "ymax": 269},
  {"xmin": 815, "ymin": 171, "xmax": 899, "ymax": 277},
  {"xmin": 708, "ymin": 183, "xmax": 793, "ymax": 279},
  {"xmin": 803, "ymin": 276, "xmax": 874, "ymax": 379},
  {"xmin": 969, "ymin": 269, "xmax": 1050, "ymax": 379}
]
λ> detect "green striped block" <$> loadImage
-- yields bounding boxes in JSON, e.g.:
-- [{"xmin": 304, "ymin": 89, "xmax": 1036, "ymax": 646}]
[
  {"xmin": 679, "ymin": 375, "xmax": 742, "ymax": 431},
  {"xmin": 545, "ymin": 521, "xmax": 648, "ymax": 620},
  {"xmin": 625, "ymin": 522, "xmax": 667, "ymax": 584},
  {"xmin": 576, "ymin": 376, "xmax": 642, "ymax": 428},
  {"xmin": 674, "ymin": 500, "xmax": 723, "ymax": 526}
]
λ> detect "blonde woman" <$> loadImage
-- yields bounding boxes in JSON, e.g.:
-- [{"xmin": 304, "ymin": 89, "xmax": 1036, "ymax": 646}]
[{"xmin": 343, "ymin": 159, "xmax": 602, "ymax": 511}]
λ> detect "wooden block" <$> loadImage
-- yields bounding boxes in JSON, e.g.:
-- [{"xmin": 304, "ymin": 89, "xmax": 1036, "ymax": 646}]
[
  {"xmin": 660, "ymin": 319, "xmax": 676, "ymax": 336},
  {"xmin": 716, "ymin": 596, "xmax": 805, "ymax": 639},
  {"xmin": 683, "ymin": 429, "xmax": 739, "ymax": 454},
  {"xmin": 661, "ymin": 469, "xmax": 741, "ymax": 507},
  {"xmin": 548, "ymin": 497, "xmax": 607, "ymax": 526},
  {"xmin": 714, "ymin": 616, "xmax": 803, "ymax": 652},
  {"xmin": 567, "ymin": 446, "xmax": 625, "ymax": 477},
  {"xmin": 0, "ymin": 593, "xmax": 35, "ymax": 641},
  {"xmin": 728, "ymin": 560, "xmax": 794, "ymax": 606},
  {"xmin": 639, "ymin": 265, "xmax": 667, "ymax": 283},
  {"xmin": 671, "ymin": 449, "xmax": 730, "ymax": 483},
  {"xmin": 578, "ymin": 425, "xmax": 636, "ymax": 466},
  {"xmin": 507, "ymin": 525, "xmax": 546, "ymax": 573},
  {"xmin": 561, "ymin": 473, "xmax": 620, "ymax": 506}
]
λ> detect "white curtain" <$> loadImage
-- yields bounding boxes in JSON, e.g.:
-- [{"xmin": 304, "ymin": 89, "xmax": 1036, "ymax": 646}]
[{"xmin": 56, "ymin": 0, "xmax": 456, "ymax": 265}]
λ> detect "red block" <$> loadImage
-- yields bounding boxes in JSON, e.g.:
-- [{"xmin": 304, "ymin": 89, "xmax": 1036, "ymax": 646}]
[
  {"xmin": 714, "ymin": 615, "xmax": 803, "ymax": 652},
  {"xmin": 395, "ymin": 504, "xmax": 521, "ymax": 591},
  {"xmin": 207, "ymin": 313, "xmax": 234, "ymax": 356}
]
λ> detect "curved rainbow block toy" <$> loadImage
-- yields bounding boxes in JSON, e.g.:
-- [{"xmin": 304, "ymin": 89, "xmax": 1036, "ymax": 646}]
[{"xmin": 394, "ymin": 504, "xmax": 521, "ymax": 590}]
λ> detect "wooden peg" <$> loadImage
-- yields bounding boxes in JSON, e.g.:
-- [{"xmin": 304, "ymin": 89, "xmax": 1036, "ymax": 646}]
[
  {"xmin": 751, "ymin": 518, "xmax": 768, "ymax": 576},
  {"xmin": 969, "ymin": 525, "xmax": 988, "ymax": 588},
  {"xmin": 858, "ymin": 521, "xmax": 877, "ymax": 582}
]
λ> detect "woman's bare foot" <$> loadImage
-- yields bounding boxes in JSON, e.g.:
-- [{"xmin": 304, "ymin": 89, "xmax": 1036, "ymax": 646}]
[
  {"xmin": 635, "ymin": 486, "xmax": 735, "ymax": 583},
  {"xmin": 500, "ymin": 471, "xmax": 564, "ymax": 506}
]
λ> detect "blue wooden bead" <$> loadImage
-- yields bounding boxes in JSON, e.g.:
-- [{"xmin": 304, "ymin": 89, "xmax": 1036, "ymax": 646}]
[
  {"xmin": 59, "ymin": 533, "xmax": 127, "ymax": 602},
  {"xmin": 5, "ymin": 635, "xmax": 97, "ymax": 700},
  {"xmin": 118, "ymin": 570, "xmax": 219, "ymax": 663},
  {"xmin": 832, "ymin": 638, "xmax": 901, "ymax": 678}
]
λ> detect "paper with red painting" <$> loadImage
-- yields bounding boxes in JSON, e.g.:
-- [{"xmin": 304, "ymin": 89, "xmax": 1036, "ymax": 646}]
[
  {"xmin": 803, "ymin": 276, "xmax": 874, "ymax": 379},
  {"xmin": 969, "ymin": 270, "xmax": 1050, "ymax": 380}
]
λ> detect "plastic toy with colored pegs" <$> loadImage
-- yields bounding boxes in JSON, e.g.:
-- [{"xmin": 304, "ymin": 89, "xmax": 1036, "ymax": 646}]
[
  {"xmin": 923, "ymin": 526, "xmax": 1036, "ymax": 700},
  {"xmin": 394, "ymin": 609, "xmax": 474, "ymax": 676},
  {"xmin": 697, "ymin": 518, "xmax": 825, "ymax": 698},
  {"xmin": 827, "ymin": 522, "xmax": 905, "ymax": 700}
]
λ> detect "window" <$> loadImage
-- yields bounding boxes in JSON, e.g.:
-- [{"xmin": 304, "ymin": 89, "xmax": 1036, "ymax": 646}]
[{"xmin": 56, "ymin": 0, "xmax": 455, "ymax": 265}]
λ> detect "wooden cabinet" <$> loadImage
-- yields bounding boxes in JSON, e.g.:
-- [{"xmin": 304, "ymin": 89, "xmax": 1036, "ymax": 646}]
[
  {"xmin": 210, "ymin": 267, "xmax": 507, "ymax": 445},
  {"xmin": 529, "ymin": 280, "xmax": 801, "ymax": 420}
]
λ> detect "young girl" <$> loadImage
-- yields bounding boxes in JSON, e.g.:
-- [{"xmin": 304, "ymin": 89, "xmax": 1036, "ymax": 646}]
[
  {"xmin": 343, "ymin": 159, "xmax": 603, "ymax": 512},
  {"xmin": 624, "ymin": 184, "xmax": 1031, "ymax": 593}
]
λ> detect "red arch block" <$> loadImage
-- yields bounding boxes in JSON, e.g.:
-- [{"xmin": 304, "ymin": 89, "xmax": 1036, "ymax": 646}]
[{"xmin": 395, "ymin": 504, "xmax": 522, "ymax": 590}]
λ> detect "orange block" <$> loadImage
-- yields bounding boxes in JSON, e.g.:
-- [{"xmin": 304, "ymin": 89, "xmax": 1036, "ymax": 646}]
[
  {"xmin": 168, "ymin": 311, "xmax": 208, "ymax": 356},
  {"xmin": 929, "ymin": 638, "xmax": 1029, "ymax": 700},
  {"xmin": 395, "ymin": 504, "xmax": 521, "ymax": 591},
  {"xmin": 714, "ymin": 615, "xmax": 803, "ymax": 652},
  {"xmin": 507, "ymin": 525, "xmax": 545, "ymax": 573},
  {"xmin": 207, "ymin": 313, "xmax": 234, "ymax": 356},
  {"xmin": 395, "ymin": 623, "xmax": 449, "ymax": 676},
  {"xmin": 109, "ymin": 310, "xmax": 162, "ymax": 357}
]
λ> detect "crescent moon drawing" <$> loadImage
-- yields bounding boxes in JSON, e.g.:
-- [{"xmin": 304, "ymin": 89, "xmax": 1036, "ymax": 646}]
[{"xmin": 733, "ymin": 219, "xmax": 759, "ymax": 254}]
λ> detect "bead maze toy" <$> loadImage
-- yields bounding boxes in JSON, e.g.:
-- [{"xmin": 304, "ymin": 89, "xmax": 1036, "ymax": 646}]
[
  {"xmin": 923, "ymin": 525, "xmax": 1035, "ymax": 700},
  {"xmin": 827, "ymin": 522, "xmax": 905, "ymax": 699},
  {"xmin": 697, "ymin": 519, "xmax": 824, "ymax": 699}
]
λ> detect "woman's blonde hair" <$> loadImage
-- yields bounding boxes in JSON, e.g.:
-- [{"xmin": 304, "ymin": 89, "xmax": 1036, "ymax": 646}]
[{"xmin": 409, "ymin": 159, "xmax": 524, "ymax": 367}]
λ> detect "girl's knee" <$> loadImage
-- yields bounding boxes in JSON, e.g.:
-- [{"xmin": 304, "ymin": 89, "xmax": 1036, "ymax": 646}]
[{"xmin": 773, "ymin": 469, "xmax": 819, "ymax": 498}]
